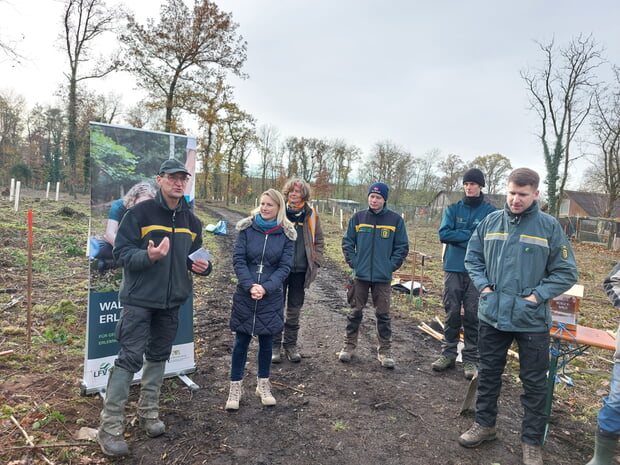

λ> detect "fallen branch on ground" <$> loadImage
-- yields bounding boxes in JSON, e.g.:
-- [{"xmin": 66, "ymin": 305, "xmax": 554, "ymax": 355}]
[
  {"xmin": 10, "ymin": 415, "xmax": 55, "ymax": 465},
  {"xmin": 1, "ymin": 442, "xmax": 91, "ymax": 452},
  {"xmin": 271, "ymin": 380, "xmax": 305, "ymax": 394},
  {"xmin": 418, "ymin": 322, "xmax": 519, "ymax": 359}
]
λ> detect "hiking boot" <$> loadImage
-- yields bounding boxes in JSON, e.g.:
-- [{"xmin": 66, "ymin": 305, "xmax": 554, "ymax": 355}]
[
  {"xmin": 458, "ymin": 422, "xmax": 497, "ymax": 448},
  {"xmin": 285, "ymin": 347, "xmax": 301, "ymax": 363},
  {"xmin": 271, "ymin": 351, "xmax": 282, "ymax": 364},
  {"xmin": 256, "ymin": 378, "xmax": 276, "ymax": 406},
  {"xmin": 463, "ymin": 362, "xmax": 477, "ymax": 380},
  {"xmin": 139, "ymin": 417, "xmax": 165, "ymax": 438},
  {"xmin": 522, "ymin": 443, "xmax": 543, "ymax": 465},
  {"xmin": 432, "ymin": 355, "xmax": 455, "ymax": 372},
  {"xmin": 97, "ymin": 429, "xmax": 129, "ymax": 457},
  {"xmin": 225, "ymin": 380, "xmax": 242, "ymax": 411},
  {"xmin": 338, "ymin": 346, "xmax": 354, "ymax": 362},
  {"xmin": 377, "ymin": 348, "xmax": 395, "ymax": 369}
]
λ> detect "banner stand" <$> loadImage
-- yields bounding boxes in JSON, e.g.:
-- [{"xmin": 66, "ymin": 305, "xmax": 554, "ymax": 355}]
[
  {"xmin": 84, "ymin": 123, "xmax": 199, "ymax": 397},
  {"xmin": 80, "ymin": 291, "xmax": 198, "ymax": 397}
]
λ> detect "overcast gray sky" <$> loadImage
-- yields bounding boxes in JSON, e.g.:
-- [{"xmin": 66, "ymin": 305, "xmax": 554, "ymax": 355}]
[{"xmin": 2, "ymin": 0, "xmax": 619, "ymax": 190}]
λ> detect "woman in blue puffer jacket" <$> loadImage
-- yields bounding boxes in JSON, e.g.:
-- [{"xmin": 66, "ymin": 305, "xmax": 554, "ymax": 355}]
[{"xmin": 225, "ymin": 188, "xmax": 296, "ymax": 411}]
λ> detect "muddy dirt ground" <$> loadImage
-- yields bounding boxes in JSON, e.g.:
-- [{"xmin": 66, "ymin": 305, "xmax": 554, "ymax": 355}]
[{"xmin": 0, "ymin": 201, "xmax": 611, "ymax": 464}]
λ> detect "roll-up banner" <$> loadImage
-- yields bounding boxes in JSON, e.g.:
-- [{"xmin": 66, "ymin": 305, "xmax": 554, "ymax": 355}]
[{"xmin": 81, "ymin": 122, "xmax": 198, "ymax": 395}]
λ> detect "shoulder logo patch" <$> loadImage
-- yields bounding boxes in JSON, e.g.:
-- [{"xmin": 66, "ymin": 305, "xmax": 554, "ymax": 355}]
[{"xmin": 561, "ymin": 245, "xmax": 568, "ymax": 260}]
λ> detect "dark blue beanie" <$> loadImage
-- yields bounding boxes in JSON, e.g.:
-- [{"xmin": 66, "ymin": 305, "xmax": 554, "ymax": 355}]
[{"xmin": 368, "ymin": 182, "xmax": 389, "ymax": 202}]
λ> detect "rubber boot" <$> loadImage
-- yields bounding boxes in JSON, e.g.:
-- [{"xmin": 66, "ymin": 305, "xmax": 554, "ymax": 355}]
[
  {"xmin": 283, "ymin": 307, "xmax": 302, "ymax": 361},
  {"xmin": 272, "ymin": 336, "xmax": 283, "ymax": 364},
  {"xmin": 225, "ymin": 380, "xmax": 243, "ymax": 410},
  {"xmin": 585, "ymin": 429, "xmax": 619, "ymax": 465},
  {"xmin": 256, "ymin": 378, "xmax": 276, "ymax": 406},
  {"xmin": 137, "ymin": 360, "xmax": 166, "ymax": 438},
  {"xmin": 97, "ymin": 365, "xmax": 134, "ymax": 457}
]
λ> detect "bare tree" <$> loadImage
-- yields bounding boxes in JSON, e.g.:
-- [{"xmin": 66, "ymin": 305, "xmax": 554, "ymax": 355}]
[
  {"xmin": 330, "ymin": 139, "xmax": 360, "ymax": 198},
  {"xmin": 437, "ymin": 153, "xmax": 465, "ymax": 191},
  {"xmin": 0, "ymin": 1, "xmax": 25, "ymax": 63},
  {"xmin": 591, "ymin": 66, "xmax": 620, "ymax": 216},
  {"xmin": 256, "ymin": 124, "xmax": 279, "ymax": 192},
  {"xmin": 120, "ymin": 0, "xmax": 247, "ymax": 134},
  {"xmin": 0, "ymin": 90, "xmax": 25, "ymax": 172},
  {"xmin": 190, "ymin": 75, "xmax": 235, "ymax": 198},
  {"xmin": 470, "ymin": 153, "xmax": 512, "ymax": 194},
  {"xmin": 521, "ymin": 34, "xmax": 603, "ymax": 216},
  {"xmin": 63, "ymin": 0, "xmax": 121, "ymax": 190},
  {"xmin": 220, "ymin": 105, "xmax": 255, "ymax": 205}
]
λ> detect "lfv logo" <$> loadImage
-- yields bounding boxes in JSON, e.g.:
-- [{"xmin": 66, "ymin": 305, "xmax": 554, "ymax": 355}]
[{"xmin": 93, "ymin": 362, "xmax": 112, "ymax": 378}]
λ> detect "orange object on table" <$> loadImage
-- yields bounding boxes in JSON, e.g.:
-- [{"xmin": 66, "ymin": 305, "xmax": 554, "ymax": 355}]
[{"xmin": 550, "ymin": 324, "xmax": 616, "ymax": 351}]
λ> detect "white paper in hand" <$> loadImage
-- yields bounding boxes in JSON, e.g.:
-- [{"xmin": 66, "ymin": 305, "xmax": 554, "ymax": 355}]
[{"xmin": 188, "ymin": 248, "xmax": 212, "ymax": 262}]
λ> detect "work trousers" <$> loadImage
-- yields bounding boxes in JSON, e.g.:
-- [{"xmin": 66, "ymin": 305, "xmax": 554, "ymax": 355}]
[
  {"xmin": 598, "ymin": 362, "xmax": 620, "ymax": 434},
  {"xmin": 275, "ymin": 271, "xmax": 306, "ymax": 348},
  {"xmin": 114, "ymin": 303, "xmax": 179, "ymax": 373},
  {"xmin": 345, "ymin": 279, "xmax": 392, "ymax": 343},
  {"xmin": 230, "ymin": 332, "xmax": 274, "ymax": 381},
  {"xmin": 475, "ymin": 321, "xmax": 549, "ymax": 446},
  {"xmin": 441, "ymin": 271, "xmax": 480, "ymax": 363}
]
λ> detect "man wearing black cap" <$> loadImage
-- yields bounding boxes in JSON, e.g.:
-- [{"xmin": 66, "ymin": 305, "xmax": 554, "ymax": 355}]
[
  {"xmin": 97, "ymin": 158, "xmax": 212, "ymax": 457},
  {"xmin": 340, "ymin": 182, "xmax": 409, "ymax": 368},
  {"xmin": 432, "ymin": 168, "xmax": 496, "ymax": 379}
]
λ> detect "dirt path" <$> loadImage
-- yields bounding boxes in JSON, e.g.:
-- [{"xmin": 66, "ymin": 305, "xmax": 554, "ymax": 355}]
[{"xmin": 105, "ymin": 204, "xmax": 593, "ymax": 465}]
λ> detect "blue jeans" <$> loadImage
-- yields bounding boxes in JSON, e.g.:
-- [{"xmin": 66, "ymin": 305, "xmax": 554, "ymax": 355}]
[
  {"xmin": 230, "ymin": 331, "xmax": 274, "ymax": 381},
  {"xmin": 475, "ymin": 321, "xmax": 549, "ymax": 446},
  {"xmin": 598, "ymin": 362, "xmax": 620, "ymax": 434}
]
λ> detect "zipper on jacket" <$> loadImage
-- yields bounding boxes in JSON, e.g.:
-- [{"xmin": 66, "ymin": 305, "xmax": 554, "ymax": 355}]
[
  {"xmin": 167, "ymin": 209, "xmax": 176, "ymax": 308},
  {"xmin": 252, "ymin": 233, "xmax": 269, "ymax": 335},
  {"xmin": 370, "ymin": 211, "xmax": 377, "ymax": 281}
]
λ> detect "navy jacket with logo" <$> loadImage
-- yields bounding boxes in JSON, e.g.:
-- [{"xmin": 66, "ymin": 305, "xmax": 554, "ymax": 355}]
[{"xmin": 342, "ymin": 206, "xmax": 409, "ymax": 283}]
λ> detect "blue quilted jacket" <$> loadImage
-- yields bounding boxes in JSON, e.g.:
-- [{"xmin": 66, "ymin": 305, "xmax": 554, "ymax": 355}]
[{"xmin": 229, "ymin": 216, "xmax": 296, "ymax": 336}]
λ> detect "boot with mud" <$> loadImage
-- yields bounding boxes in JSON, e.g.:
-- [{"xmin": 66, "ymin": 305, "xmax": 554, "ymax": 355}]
[
  {"xmin": 522, "ymin": 443, "xmax": 543, "ymax": 465},
  {"xmin": 283, "ymin": 307, "xmax": 302, "ymax": 362},
  {"xmin": 285, "ymin": 346, "xmax": 301, "ymax": 362},
  {"xmin": 225, "ymin": 380, "xmax": 243, "ymax": 411},
  {"xmin": 377, "ymin": 337, "xmax": 395, "ymax": 368},
  {"xmin": 137, "ymin": 360, "xmax": 166, "ymax": 438},
  {"xmin": 97, "ymin": 365, "xmax": 134, "ymax": 457},
  {"xmin": 338, "ymin": 332, "xmax": 358, "ymax": 362},
  {"xmin": 458, "ymin": 422, "xmax": 497, "ymax": 448},
  {"xmin": 256, "ymin": 377, "xmax": 276, "ymax": 406}
]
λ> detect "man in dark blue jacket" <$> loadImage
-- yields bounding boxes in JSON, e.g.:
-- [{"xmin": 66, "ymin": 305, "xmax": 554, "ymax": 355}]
[
  {"xmin": 97, "ymin": 159, "xmax": 212, "ymax": 457},
  {"xmin": 339, "ymin": 182, "xmax": 409, "ymax": 368},
  {"xmin": 432, "ymin": 168, "xmax": 496, "ymax": 379}
]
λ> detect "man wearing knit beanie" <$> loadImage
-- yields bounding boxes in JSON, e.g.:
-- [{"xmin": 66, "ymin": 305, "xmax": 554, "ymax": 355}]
[
  {"xmin": 340, "ymin": 182, "xmax": 409, "ymax": 368},
  {"xmin": 432, "ymin": 167, "xmax": 496, "ymax": 380},
  {"xmin": 368, "ymin": 182, "xmax": 389, "ymax": 202},
  {"xmin": 462, "ymin": 168, "xmax": 485, "ymax": 188}
]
